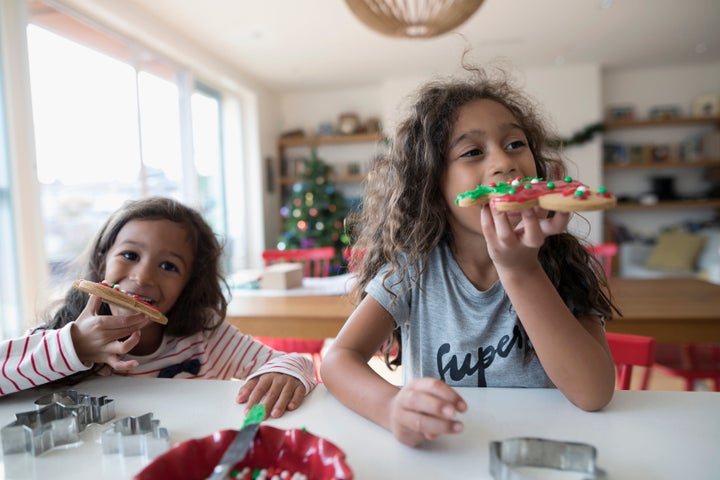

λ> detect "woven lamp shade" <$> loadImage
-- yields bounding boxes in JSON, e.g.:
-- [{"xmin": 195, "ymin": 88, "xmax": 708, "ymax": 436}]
[{"xmin": 345, "ymin": 0, "xmax": 484, "ymax": 38}]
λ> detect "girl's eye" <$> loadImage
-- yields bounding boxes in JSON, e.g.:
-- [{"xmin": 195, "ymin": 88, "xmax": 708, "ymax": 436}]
[
  {"xmin": 121, "ymin": 251, "xmax": 139, "ymax": 261},
  {"xmin": 506, "ymin": 140, "xmax": 527, "ymax": 150},
  {"xmin": 160, "ymin": 261, "xmax": 180, "ymax": 273},
  {"xmin": 460, "ymin": 147, "xmax": 483, "ymax": 158}
]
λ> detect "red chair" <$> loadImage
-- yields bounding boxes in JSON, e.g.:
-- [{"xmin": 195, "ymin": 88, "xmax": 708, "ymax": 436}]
[
  {"xmin": 258, "ymin": 246, "xmax": 337, "ymax": 381},
  {"xmin": 606, "ymin": 332, "xmax": 656, "ymax": 390},
  {"xmin": 585, "ymin": 243, "xmax": 619, "ymax": 276},
  {"xmin": 653, "ymin": 344, "xmax": 720, "ymax": 391},
  {"xmin": 262, "ymin": 246, "xmax": 336, "ymax": 277}
]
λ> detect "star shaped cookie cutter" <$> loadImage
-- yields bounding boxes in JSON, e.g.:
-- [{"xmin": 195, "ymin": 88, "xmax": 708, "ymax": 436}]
[
  {"xmin": 101, "ymin": 412, "xmax": 170, "ymax": 458},
  {"xmin": 489, "ymin": 437, "xmax": 607, "ymax": 480},
  {"xmin": 1, "ymin": 390, "xmax": 115, "ymax": 456}
]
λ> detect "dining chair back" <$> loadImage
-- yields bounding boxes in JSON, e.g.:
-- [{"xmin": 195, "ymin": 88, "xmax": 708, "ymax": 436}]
[
  {"xmin": 262, "ymin": 246, "xmax": 336, "ymax": 278},
  {"xmin": 653, "ymin": 343, "xmax": 720, "ymax": 391},
  {"xmin": 259, "ymin": 246, "xmax": 336, "ymax": 381},
  {"xmin": 585, "ymin": 243, "xmax": 619, "ymax": 276},
  {"xmin": 606, "ymin": 332, "xmax": 656, "ymax": 390}
]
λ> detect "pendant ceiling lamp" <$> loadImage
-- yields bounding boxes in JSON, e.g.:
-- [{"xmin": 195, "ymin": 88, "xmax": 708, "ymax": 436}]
[{"xmin": 345, "ymin": 0, "xmax": 484, "ymax": 39}]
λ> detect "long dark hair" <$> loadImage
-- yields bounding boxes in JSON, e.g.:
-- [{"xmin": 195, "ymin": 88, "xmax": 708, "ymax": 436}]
[
  {"xmin": 349, "ymin": 66, "xmax": 618, "ymax": 368},
  {"xmin": 40, "ymin": 196, "xmax": 228, "ymax": 336}
]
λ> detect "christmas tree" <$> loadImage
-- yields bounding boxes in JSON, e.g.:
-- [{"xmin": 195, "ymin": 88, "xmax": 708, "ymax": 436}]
[{"xmin": 278, "ymin": 150, "xmax": 349, "ymax": 274}]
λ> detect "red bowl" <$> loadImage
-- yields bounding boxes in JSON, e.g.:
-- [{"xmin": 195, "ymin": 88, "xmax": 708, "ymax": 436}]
[{"xmin": 134, "ymin": 425, "xmax": 353, "ymax": 480}]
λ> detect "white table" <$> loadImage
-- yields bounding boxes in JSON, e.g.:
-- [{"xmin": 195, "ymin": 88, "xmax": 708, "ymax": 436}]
[{"xmin": 0, "ymin": 377, "xmax": 718, "ymax": 479}]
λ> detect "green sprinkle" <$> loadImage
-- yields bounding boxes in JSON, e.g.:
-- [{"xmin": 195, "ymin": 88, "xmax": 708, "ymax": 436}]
[
  {"xmin": 547, "ymin": 182, "xmax": 555, "ymax": 189},
  {"xmin": 598, "ymin": 186, "xmax": 607, "ymax": 193},
  {"xmin": 524, "ymin": 184, "xmax": 532, "ymax": 189},
  {"xmin": 574, "ymin": 190, "xmax": 584, "ymax": 197},
  {"xmin": 563, "ymin": 176, "xmax": 572, "ymax": 182}
]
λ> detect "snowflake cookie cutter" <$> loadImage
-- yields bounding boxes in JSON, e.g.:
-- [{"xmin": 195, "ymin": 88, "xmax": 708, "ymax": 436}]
[
  {"xmin": 101, "ymin": 412, "xmax": 170, "ymax": 458},
  {"xmin": 489, "ymin": 437, "xmax": 607, "ymax": 480},
  {"xmin": 1, "ymin": 390, "xmax": 115, "ymax": 456}
]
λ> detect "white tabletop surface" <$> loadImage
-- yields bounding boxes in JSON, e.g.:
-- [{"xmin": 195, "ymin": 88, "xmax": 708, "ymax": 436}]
[{"xmin": 0, "ymin": 376, "xmax": 718, "ymax": 479}]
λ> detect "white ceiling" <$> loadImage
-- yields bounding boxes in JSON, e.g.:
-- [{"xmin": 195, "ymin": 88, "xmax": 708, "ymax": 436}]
[{"xmin": 123, "ymin": 0, "xmax": 720, "ymax": 91}]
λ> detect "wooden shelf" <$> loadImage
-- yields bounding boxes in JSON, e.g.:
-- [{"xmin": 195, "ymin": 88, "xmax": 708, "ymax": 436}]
[
  {"xmin": 613, "ymin": 198, "xmax": 720, "ymax": 211},
  {"xmin": 279, "ymin": 174, "xmax": 366, "ymax": 185},
  {"xmin": 278, "ymin": 132, "xmax": 384, "ymax": 148},
  {"xmin": 604, "ymin": 159, "xmax": 720, "ymax": 171},
  {"xmin": 604, "ymin": 116, "xmax": 720, "ymax": 130}
]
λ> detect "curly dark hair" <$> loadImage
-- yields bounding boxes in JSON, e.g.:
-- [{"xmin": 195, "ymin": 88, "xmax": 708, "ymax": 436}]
[
  {"xmin": 40, "ymin": 196, "xmax": 228, "ymax": 336},
  {"xmin": 349, "ymin": 66, "xmax": 618, "ymax": 368}
]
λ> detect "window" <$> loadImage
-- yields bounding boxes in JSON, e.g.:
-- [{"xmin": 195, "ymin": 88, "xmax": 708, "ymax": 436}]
[
  {"xmin": 26, "ymin": 3, "xmax": 229, "ymax": 285},
  {"xmin": 0, "ymin": 1, "xmax": 262, "ymax": 336},
  {"xmin": 0, "ymin": 60, "xmax": 22, "ymax": 337}
]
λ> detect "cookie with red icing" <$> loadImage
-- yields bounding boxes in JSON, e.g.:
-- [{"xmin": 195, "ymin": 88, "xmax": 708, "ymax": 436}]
[
  {"xmin": 456, "ymin": 176, "xmax": 617, "ymax": 212},
  {"xmin": 72, "ymin": 280, "xmax": 168, "ymax": 325}
]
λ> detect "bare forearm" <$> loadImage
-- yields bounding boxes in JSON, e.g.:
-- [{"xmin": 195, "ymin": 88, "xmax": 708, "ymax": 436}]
[
  {"xmin": 499, "ymin": 263, "xmax": 615, "ymax": 410},
  {"xmin": 321, "ymin": 348, "xmax": 399, "ymax": 430}
]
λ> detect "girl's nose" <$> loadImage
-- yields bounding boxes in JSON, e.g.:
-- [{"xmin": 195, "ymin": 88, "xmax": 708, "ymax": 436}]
[
  {"xmin": 488, "ymin": 149, "xmax": 518, "ymax": 179},
  {"xmin": 130, "ymin": 262, "xmax": 155, "ymax": 286}
]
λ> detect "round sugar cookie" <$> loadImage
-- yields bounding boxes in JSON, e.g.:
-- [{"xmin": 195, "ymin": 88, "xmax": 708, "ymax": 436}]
[
  {"xmin": 72, "ymin": 280, "xmax": 168, "ymax": 325},
  {"xmin": 456, "ymin": 177, "xmax": 616, "ymax": 213},
  {"xmin": 538, "ymin": 189, "xmax": 618, "ymax": 212}
]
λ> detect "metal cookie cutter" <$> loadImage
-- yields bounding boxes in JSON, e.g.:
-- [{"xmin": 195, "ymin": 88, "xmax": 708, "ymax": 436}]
[
  {"xmin": 101, "ymin": 413, "xmax": 170, "ymax": 458},
  {"xmin": 1, "ymin": 390, "xmax": 115, "ymax": 456},
  {"xmin": 490, "ymin": 437, "xmax": 607, "ymax": 480}
]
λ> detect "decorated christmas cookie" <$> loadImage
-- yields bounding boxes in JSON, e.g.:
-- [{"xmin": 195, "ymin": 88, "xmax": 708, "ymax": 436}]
[
  {"xmin": 456, "ymin": 176, "xmax": 617, "ymax": 212},
  {"xmin": 72, "ymin": 280, "xmax": 168, "ymax": 325}
]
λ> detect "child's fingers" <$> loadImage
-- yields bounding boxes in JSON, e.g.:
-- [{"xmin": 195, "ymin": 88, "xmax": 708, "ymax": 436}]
[
  {"xmin": 106, "ymin": 357, "xmax": 139, "ymax": 371},
  {"xmin": 410, "ymin": 377, "xmax": 467, "ymax": 410},
  {"xmin": 79, "ymin": 295, "xmax": 103, "ymax": 318},
  {"xmin": 235, "ymin": 377, "xmax": 258, "ymax": 404},
  {"xmin": 539, "ymin": 210, "xmax": 570, "ymax": 235},
  {"xmin": 480, "ymin": 204, "xmax": 499, "ymax": 246},
  {"xmin": 519, "ymin": 209, "xmax": 545, "ymax": 248},
  {"xmin": 392, "ymin": 378, "xmax": 466, "ymax": 441}
]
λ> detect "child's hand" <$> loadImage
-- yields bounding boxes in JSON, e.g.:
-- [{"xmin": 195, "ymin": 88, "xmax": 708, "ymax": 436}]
[
  {"xmin": 236, "ymin": 373, "xmax": 306, "ymax": 419},
  {"xmin": 481, "ymin": 203, "xmax": 569, "ymax": 269},
  {"xmin": 389, "ymin": 377, "xmax": 466, "ymax": 447},
  {"xmin": 71, "ymin": 294, "xmax": 149, "ymax": 371}
]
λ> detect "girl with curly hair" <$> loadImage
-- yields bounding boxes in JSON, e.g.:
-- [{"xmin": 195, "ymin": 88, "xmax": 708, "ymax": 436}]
[{"xmin": 321, "ymin": 66, "xmax": 618, "ymax": 446}]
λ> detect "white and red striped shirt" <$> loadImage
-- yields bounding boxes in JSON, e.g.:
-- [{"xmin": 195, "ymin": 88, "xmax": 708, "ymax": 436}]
[{"xmin": 0, "ymin": 321, "xmax": 316, "ymax": 396}]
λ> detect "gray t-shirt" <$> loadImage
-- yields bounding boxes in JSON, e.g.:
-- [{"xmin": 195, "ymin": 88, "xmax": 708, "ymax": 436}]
[{"xmin": 366, "ymin": 242, "xmax": 554, "ymax": 388}]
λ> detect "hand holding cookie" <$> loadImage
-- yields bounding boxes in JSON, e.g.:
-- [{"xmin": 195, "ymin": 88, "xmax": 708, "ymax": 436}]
[
  {"xmin": 456, "ymin": 176, "xmax": 617, "ymax": 212},
  {"xmin": 72, "ymin": 280, "xmax": 168, "ymax": 325}
]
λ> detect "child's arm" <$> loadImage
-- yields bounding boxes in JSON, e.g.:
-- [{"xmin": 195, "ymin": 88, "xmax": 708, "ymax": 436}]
[
  {"xmin": 0, "ymin": 324, "xmax": 90, "ymax": 396},
  {"xmin": 481, "ymin": 205, "xmax": 616, "ymax": 411},
  {"xmin": 0, "ymin": 294, "xmax": 149, "ymax": 396},
  {"xmin": 215, "ymin": 323, "xmax": 316, "ymax": 418},
  {"xmin": 321, "ymin": 296, "xmax": 467, "ymax": 447}
]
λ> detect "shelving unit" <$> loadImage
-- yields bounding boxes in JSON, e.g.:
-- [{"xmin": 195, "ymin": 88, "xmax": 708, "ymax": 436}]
[
  {"xmin": 276, "ymin": 132, "xmax": 384, "ymax": 185},
  {"xmin": 603, "ymin": 116, "xmax": 720, "ymax": 206},
  {"xmin": 602, "ymin": 115, "xmax": 720, "ymax": 240},
  {"xmin": 274, "ymin": 132, "xmax": 385, "ymax": 223},
  {"xmin": 604, "ymin": 115, "xmax": 720, "ymax": 130}
]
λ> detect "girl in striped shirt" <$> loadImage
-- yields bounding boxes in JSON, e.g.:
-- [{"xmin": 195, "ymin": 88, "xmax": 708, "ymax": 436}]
[{"xmin": 1, "ymin": 197, "xmax": 316, "ymax": 418}]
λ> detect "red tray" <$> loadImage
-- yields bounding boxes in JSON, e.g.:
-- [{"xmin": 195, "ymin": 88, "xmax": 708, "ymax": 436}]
[{"xmin": 134, "ymin": 425, "xmax": 353, "ymax": 480}]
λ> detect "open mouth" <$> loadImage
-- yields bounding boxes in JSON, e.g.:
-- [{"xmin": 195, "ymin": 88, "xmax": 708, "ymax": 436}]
[{"xmin": 101, "ymin": 281, "xmax": 157, "ymax": 307}]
